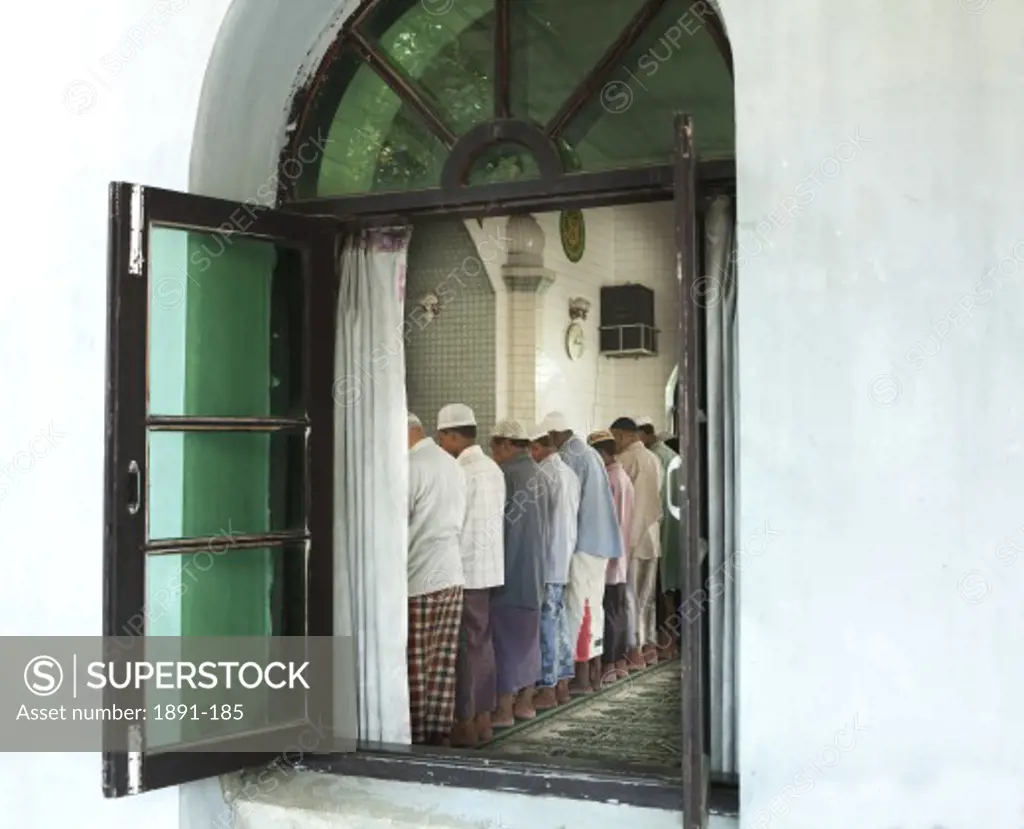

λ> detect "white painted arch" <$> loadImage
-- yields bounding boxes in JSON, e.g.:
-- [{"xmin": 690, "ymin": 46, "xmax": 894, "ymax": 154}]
[{"xmin": 188, "ymin": 0, "xmax": 359, "ymax": 202}]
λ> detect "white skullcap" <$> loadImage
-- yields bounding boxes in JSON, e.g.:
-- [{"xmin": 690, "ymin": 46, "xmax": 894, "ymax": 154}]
[
  {"xmin": 407, "ymin": 412, "xmax": 422, "ymax": 428},
  {"xmin": 492, "ymin": 418, "xmax": 527, "ymax": 440},
  {"xmin": 636, "ymin": 416, "xmax": 654, "ymax": 427},
  {"xmin": 527, "ymin": 424, "xmax": 548, "ymax": 441},
  {"xmin": 540, "ymin": 411, "xmax": 570, "ymax": 433},
  {"xmin": 436, "ymin": 403, "xmax": 476, "ymax": 430}
]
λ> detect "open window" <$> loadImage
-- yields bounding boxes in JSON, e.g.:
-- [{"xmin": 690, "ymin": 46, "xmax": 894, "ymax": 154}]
[
  {"xmin": 102, "ymin": 182, "xmax": 348, "ymax": 795},
  {"xmin": 102, "ymin": 0, "xmax": 738, "ymax": 820}
]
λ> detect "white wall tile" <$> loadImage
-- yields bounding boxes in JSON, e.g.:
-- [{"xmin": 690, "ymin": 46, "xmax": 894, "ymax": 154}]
[{"xmin": 535, "ymin": 204, "xmax": 679, "ymax": 435}]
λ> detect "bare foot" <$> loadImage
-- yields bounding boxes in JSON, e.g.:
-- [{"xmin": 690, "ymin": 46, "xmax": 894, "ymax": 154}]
[
  {"xmin": 475, "ymin": 711, "xmax": 493, "ymax": 742},
  {"xmin": 533, "ymin": 686, "xmax": 558, "ymax": 710},
  {"xmin": 568, "ymin": 662, "xmax": 593, "ymax": 695},
  {"xmin": 513, "ymin": 687, "xmax": 537, "ymax": 720},
  {"xmin": 449, "ymin": 718, "xmax": 477, "ymax": 748},
  {"xmin": 492, "ymin": 693, "xmax": 515, "ymax": 728}
]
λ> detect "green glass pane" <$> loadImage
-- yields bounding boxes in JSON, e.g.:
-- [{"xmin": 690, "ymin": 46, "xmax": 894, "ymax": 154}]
[
  {"xmin": 466, "ymin": 142, "xmax": 541, "ymax": 185},
  {"xmin": 145, "ymin": 547, "xmax": 303, "ymax": 637},
  {"xmin": 147, "ymin": 430, "xmax": 305, "ymax": 541},
  {"xmin": 148, "ymin": 227, "xmax": 304, "ymax": 418},
  {"xmin": 145, "ymin": 541, "xmax": 306, "ymax": 746},
  {"xmin": 362, "ymin": 0, "xmax": 494, "ymax": 136},
  {"xmin": 317, "ymin": 53, "xmax": 448, "ymax": 196},
  {"xmin": 143, "ymin": 611, "xmax": 306, "ymax": 749},
  {"xmin": 563, "ymin": 0, "xmax": 734, "ymax": 169},
  {"xmin": 509, "ymin": 0, "xmax": 648, "ymax": 126}
]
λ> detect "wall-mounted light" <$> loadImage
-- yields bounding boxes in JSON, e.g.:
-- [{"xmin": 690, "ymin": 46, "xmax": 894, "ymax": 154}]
[
  {"xmin": 568, "ymin": 297, "xmax": 591, "ymax": 321},
  {"xmin": 418, "ymin": 293, "xmax": 440, "ymax": 319}
]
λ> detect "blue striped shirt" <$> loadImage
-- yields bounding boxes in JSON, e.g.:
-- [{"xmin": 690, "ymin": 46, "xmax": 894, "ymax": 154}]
[{"xmin": 557, "ymin": 434, "xmax": 623, "ymax": 560}]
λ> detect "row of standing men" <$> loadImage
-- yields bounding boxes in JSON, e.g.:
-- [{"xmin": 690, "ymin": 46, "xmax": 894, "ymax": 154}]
[{"xmin": 406, "ymin": 405, "xmax": 681, "ymax": 747}]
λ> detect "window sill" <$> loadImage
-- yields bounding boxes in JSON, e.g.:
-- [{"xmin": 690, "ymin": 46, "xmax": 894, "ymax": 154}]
[{"xmin": 304, "ymin": 748, "xmax": 739, "ymax": 815}]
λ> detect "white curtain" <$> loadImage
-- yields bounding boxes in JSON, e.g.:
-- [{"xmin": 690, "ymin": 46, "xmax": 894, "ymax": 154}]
[
  {"xmin": 705, "ymin": 196, "xmax": 738, "ymax": 776},
  {"xmin": 334, "ymin": 229, "xmax": 412, "ymax": 745}
]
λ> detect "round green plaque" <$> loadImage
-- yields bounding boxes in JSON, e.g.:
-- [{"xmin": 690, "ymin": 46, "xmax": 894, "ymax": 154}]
[{"xmin": 560, "ymin": 209, "xmax": 586, "ymax": 263}]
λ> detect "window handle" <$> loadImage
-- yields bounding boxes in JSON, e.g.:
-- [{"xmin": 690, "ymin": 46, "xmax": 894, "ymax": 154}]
[{"xmin": 127, "ymin": 460, "xmax": 140, "ymax": 515}]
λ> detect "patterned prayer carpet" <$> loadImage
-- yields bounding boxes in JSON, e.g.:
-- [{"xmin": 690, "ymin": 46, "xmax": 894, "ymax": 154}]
[{"xmin": 480, "ymin": 658, "xmax": 681, "ymax": 773}]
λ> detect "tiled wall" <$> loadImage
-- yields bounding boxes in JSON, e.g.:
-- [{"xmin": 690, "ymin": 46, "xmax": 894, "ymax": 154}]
[
  {"xmin": 535, "ymin": 203, "xmax": 679, "ymax": 436},
  {"xmin": 464, "ymin": 219, "xmax": 509, "ymax": 423},
  {"xmin": 608, "ymin": 202, "xmax": 679, "ymax": 433},
  {"xmin": 404, "ymin": 218, "xmax": 497, "ymax": 440}
]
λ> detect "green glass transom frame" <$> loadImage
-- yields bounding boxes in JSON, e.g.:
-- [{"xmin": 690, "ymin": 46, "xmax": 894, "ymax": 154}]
[{"xmin": 288, "ymin": 0, "xmax": 733, "ymax": 199}]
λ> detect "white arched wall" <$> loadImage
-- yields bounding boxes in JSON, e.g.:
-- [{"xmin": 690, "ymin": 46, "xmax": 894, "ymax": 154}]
[
  {"xmin": 6, "ymin": 0, "xmax": 1024, "ymax": 825},
  {"xmin": 188, "ymin": 0, "xmax": 358, "ymax": 201},
  {"xmin": 8, "ymin": 0, "xmax": 1024, "ymax": 818},
  {"xmin": 184, "ymin": 4, "xmax": 1024, "ymax": 829},
  {"xmin": 8, "ymin": 0, "xmax": 1024, "ymax": 826}
]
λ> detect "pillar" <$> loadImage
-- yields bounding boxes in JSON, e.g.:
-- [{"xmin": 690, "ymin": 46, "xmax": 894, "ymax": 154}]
[{"xmin": 501, "ymin": 214, "xmax": 555, "ymax": 425}]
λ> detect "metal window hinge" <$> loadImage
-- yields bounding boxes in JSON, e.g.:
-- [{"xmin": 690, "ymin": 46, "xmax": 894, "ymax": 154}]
[
  {"xmin": 128, "ymin": 184, "xmax": 144, "ymax": 276},
  {"xmin": 127, "ymin": 723, "xmax": 143, "ymax": 794}
]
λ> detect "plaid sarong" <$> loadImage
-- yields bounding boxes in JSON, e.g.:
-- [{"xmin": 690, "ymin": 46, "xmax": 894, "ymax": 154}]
[{"xmin": 408, "ymin": 586, "xmax": 464, "ymax": 744}]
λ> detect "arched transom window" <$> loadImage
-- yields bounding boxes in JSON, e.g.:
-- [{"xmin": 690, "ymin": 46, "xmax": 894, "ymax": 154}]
[{"xmin": 284, "ymin": 0, "xmax": 733, "ymax": 200}]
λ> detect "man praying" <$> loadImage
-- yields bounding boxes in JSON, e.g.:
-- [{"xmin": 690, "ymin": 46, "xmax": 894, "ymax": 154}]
[
  {"xmin": 638, "ymin": 418, "xmax": 682, "ymax": 659},
  {"xmin": 528, "ymin": 425, "xmax": 580, "ymax": 710},
  {"xmin": 541, "ymin": 411, "xmax": 623, "ymax": 695},
  {"xmin": 436, "ymin": 403, "xmax": 507, "ymax": 748},
  {"xmin": 610, "ymin": 416, "xmax": 664, "ymax": 668},
  {"xmin": 406, "ymin": 412, "xmax": 467, "ymax": 745},
  {"xmin": 489, "ymin": 419, "xmax": 549, "ymax": 725},
  {"xmin": 588, "ymin": 430, "xmax": 634, "ymax": 681}
]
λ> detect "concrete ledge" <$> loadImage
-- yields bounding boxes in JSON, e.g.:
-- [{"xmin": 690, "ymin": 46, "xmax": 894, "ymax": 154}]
[{"xmin": 226, "ymin": 768, "xmax": 738, "ymax": 829}]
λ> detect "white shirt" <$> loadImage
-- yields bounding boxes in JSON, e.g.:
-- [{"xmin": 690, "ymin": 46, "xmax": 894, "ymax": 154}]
[
  {"xmin": 408, "ymin": 437, "xmax": 466, "ymax": 597},
  {"xmin": 618, "ymin": 439, "xmax": 664, "ymax": 560},
  {"xmin": 455, "ymin": 445, "xmax": 506, "ymax": 590},
  {"xmin": 540, "ymin": 452, "xmax": 581, "ymax": 584}
]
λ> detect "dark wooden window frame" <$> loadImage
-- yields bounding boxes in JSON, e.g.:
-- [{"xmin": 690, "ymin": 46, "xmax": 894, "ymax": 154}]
[
  {"xmin": 105, "ymin": 167, "xmax": 736, "ymax": 814},
  {"xmin": 279, "ymin": 0, "xmax": 736, "ymax": 817},
  {"xmin": 287, "ymin": 120, "xmax": 733, "ymax": 819},
  {"xmin": 103, "ymin": 167, "xmax": 733, "ymax": 806},
  {"xmin": 306, "ymin": 750, "xmax": 740, "ymax": 814},
  {"xmin": 103, "ymin": 184, "xmax": 339, "ymax": 796}
]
